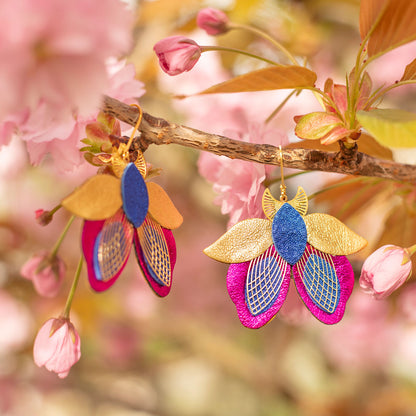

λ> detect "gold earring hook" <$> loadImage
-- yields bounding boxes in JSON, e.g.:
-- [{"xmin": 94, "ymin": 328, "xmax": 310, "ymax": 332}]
[
  {"xmin": 119, "ymin": 104, "xmax": 143, "ymax": 160},
  {"xmin": 279, "ymin": 145, "xmax": 287, "ymax": 202}
]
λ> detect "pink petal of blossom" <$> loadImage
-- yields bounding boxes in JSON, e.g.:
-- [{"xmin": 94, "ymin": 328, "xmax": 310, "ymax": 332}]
[
  {"xmin": 154, "ymin": 36, "xmax": 202, "ymax": 76},
  {"xmin": 196, "ymin": 8, "xmax": 229, "ymax": 36},
  {"xmin": 33, "ymin": 318, "xmax": 81, "ymax": 378},
  {"xmin": 21, "ymin": 251, "xmax": 66, "ymax": 298},
  {"xmin": 359, "ymin": 245, "xmax": 412, "ymax": 299}
]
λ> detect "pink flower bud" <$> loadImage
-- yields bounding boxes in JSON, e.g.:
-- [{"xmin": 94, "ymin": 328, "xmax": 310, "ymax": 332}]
[
  {"xmin": 35, "ymin": 209, "xmax": 53, "ymax": 226},
  {"xmin": 33, "ymin": 318, "xmax": 81, "ymax": 378},
  {"xmin": 196, "ymin": 8, "xmax": 229, "ymax": 35},
  {"xmin": 153, "ymin": 36, "xmax": 201, "ymax": 76},
  {"xmin": 359, "ymin": 245, "xmax": 412, "ymax": 299},
  {"xmin": 21, "ymin": 251, "xmax": 66, "ymax": 298}
]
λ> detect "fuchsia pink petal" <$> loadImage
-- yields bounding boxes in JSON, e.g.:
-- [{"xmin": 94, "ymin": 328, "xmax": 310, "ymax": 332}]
[
  {"xmin": 133, "ymin": 227, "xmax": 176, "ymax": 297},
  {"xmin": 227, "ymin": 250, "xmax": 291, "ymax": 329},
  {"xmin": 82, "ymin": 219, "xmax": 129, "ymax": 292},
  {"xmin": 292, "ymin": 244, "xmax": 354, "ymax": 325}
]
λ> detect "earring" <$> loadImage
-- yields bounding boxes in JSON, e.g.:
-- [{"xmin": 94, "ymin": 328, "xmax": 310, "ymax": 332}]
[
  {"xmin": 62, "ymin": 104, "xmax": 183, "ymax": 295},
  {"xmin": 204, "ymin": 146, "xmax": 367, "ymax": 328}
]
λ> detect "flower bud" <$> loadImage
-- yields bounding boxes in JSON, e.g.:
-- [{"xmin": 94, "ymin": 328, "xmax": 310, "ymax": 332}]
[
  {"xmin": 196, "ymin": 8, "xmax": 229, "ymax": 35},
  {"xmin": 33, "ymin": 318, "xmax": 81, "ymax": 378},
  {"xmin": 153, "ymin": 36, "xmax": 201, "ymax": 76},
  {"xmin": 35, "ymin": 209, "xmax": 53, "ymax": 226},
  {"xmin": 359, "ymin": 245, "xmax": 412, "ymax": 299},
  {"xmin": 21, "ymin": 251, "xmax": 66, "ymax": 297}
]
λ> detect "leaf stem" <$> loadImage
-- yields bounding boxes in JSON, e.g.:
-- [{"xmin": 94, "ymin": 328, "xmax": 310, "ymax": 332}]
[
  {"xmin": 265, "ymin": 90, "xmax": 297, "ymax": 123},
  {"xmin": 62, "ymin": 256, "xmax": 83, "ymax": 319},
  {"xmin": 307, "ymin": 177, "xmax": 365, "ymax": 200},
  {"xmin": 228, "ymin": 22, "xmax": 298, "ymax": 65},
  {"xmin": 50, "ymin": 216, "xmax": 75, "ymax": 258},
  {"xmin": 200, "ymin": 45, "xmax": 279, "ymax": 66}
]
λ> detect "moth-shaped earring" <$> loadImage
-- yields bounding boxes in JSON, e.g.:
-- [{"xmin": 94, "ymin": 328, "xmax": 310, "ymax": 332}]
[
  {"xmin": 62, "ymin": 105, "xmax": 182, "ymax": 296},
  {"xmin": 204, "ymin": 147, "xmax": 367, "ymax": 327}
]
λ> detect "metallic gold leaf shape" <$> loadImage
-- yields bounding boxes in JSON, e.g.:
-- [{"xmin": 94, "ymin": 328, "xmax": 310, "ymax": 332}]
[
  {"xmin": 147, "ymin": 182, "xmax": 183, "ymax": 229},
  {"xmin": 204, "ymin": 218, "xmax": 273, "ymax": 263},
  {"xmin": 137, "ymin": 215, "xmax": 171, "ymax": 287},
  {"xmin": 304, "ymin": 213, "xmax": 367, "ymax": 255},
  {"xmin": 62, "ymin": 174, "xmax": 122, "ymax": 220},
  {"xmin": 288, "ymin": 187, "xmax": 308, "ymax": 216},
  {"xmin": 112, "ymin": 150, "xmax": 147, "ymax": 179},
  {"xmin": 262, "ymin": 188, "xmax": 283, "ymax": 220}
]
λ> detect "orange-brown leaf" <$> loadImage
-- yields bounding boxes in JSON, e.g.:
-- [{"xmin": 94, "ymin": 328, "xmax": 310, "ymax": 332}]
[
  {"xmin": 361, "ymin": 0, "xmax": 416, "ymax": 56},
  {"xmin": 194, "ymin": 66, "xmax": 317, "ymax": 95},
  {"xmin": 401, "ymin": 58, "xmax": 416, "ymax": 81}
]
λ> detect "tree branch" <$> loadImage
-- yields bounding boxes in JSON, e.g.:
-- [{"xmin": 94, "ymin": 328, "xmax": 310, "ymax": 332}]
[{"xmin": 102, "ymin": 95, "xmax": 416, "ymax": 182}]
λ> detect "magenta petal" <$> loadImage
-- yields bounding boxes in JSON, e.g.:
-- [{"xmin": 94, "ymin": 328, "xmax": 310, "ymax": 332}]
[
  {"xmin": 227, "ymin": 253, "xmax": 291, "ymax": 329},
  {"xmin": 292, "ymin": 244, "xmax": 354, "ymax": 324},
  {"xmin": 133, "ymin": 227, "xmax": 176, "ymax": 297},
  {"xmin": 82, "ymin": 220, "xmax": 128, "ymax": 292}
]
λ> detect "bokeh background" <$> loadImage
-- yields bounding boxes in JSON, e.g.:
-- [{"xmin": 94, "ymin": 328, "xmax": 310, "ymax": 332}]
[{"xmin": 1, "ymin": 0, "xmax": 416, "ymax": 415}]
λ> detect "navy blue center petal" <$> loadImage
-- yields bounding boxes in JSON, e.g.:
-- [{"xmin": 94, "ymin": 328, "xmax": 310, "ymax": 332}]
[
  {"xmin": 272, "ymin": 203, "xmax": 307, "ymax": 265},
  {"xmin": 121, "ymin": 163, "xmax": 149, "ymax": 228}
]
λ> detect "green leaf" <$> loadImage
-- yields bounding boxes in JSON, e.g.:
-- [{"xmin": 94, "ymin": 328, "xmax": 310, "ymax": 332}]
[
  {"xmin": 192, "ymin": 66, "xmax": 317, "ymax": 95},
  {"xmin": 357, "ymin": 109, "xmax": 416, "ymax": 148},
  {"xmin": 294, "ymin": 112, "xmax": 341, "ymax": 140}
]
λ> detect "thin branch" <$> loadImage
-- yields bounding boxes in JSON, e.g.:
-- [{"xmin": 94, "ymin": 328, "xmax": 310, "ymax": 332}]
[{"xmin": 102, "ymin": 95, "xmax": 416, "ymax": 182}]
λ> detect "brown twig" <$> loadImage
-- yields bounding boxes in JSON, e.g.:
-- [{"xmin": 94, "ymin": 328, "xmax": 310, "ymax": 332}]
[{"xmin": 102, "ymin": 95, "xmax": 416, "ymax": 182}]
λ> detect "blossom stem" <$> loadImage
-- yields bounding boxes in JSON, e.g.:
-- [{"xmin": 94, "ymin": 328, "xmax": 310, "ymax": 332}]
[
  {"xmin": 62, "ymin": 256, "xmax": 83, "ymax": 319},
  {"xmin": 50, "ymin": 216, "xmax": 75, "ymax": 258},
  {"xmin": 307, "ymin": 177, "xmax": 365, "ymax": 200},
  {"xmin": 265, "ymin": 90, "xmax": 297, "ymax": 123},
  {"xmin": 228, "ymin": 22, "xmax": 298, "ymax": 65},
  {"xmin": 367, "ymin": 80, "xmax": 416, "ymax": 107},
  {"xmin": 200, "ymin": 45, "xmax": 279, "ymax": 66}
]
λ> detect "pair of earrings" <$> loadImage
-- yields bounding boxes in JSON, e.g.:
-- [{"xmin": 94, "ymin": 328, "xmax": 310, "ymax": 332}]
[{"xmin": 63, "ymin": 106, "xmax": 367, "ymax": 327}]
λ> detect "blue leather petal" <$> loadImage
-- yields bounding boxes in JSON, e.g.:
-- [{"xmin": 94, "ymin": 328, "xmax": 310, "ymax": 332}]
[
  {"xmin": 272, "ymin": 203, "xmax": 307, "ymax": 265},
  {"xmin": 121, "ymin": 163, "xmax": 149, "ymax": 228}
]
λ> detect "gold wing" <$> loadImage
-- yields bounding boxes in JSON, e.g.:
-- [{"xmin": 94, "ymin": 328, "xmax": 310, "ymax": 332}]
[
  {"xmin": 62, "ymin": 174, "xmax": 122, "ymax": 220},
  {"xmin": 304, "ymin": 213, "xmax": 367, "ymax": 255},
  {"xmin": 262, "ymin": 186, "xmax": 308, "ymax": 219},
  {"xmin": 204, "ymin": 218, "xmax": 273, "ymax": 263}
]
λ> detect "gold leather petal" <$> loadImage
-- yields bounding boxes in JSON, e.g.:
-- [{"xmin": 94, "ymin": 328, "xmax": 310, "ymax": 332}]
[
  {"xmin": 146, "ymin": 182, "xmax": 183, "ymax": 229},
  {"xmin": 304, "ymin": 213, "xmax": 367, "ymax": 255},
  {"xmin": 62, "ymin": 174, "xmax": 122, "ymax": 220},
  {"xmin": 203, "ymin": 218, "xmax": 273, "ymax": 263},
  {"xmin": 288, "ymin": 186, "xmax": 308, "ymax": 216}
]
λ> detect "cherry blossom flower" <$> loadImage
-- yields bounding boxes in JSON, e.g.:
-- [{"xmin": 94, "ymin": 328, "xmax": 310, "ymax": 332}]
[
  {"xmin": 154, "ymin": 36, "xmax": 202, "ymax": 76},
  {"xmin": 0, "ymin": 0, "xmax": 133, "ymax": 120},
  {"xmin": 197, "ymin": 8, "xmax": 229, "ymax": 36},
  {"xmin": 33, "ymin": 317, "xmax": 81, "ymax": 378},
  {"xmin": 198, "ymin": 123, "xmax": 288, "ymax": 227},
  {"xmin": 21, "ymin": 251, "xmax": 66, "ymax": 298},
  {"xmin": 359, "ymin": 245, "xmax": 413, "ymax": 300}
]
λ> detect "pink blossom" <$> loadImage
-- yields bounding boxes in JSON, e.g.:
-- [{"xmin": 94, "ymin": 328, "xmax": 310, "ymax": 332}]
[
  {"xmin": 154, "ymin": 36, "xmax": 202, "ymax": 76},
  {"xmin": 197, "ymin": 8, "xmax": 229, "ymax": 36},
  {"xmin": 198, "ymin": 123, "xmax": 288, "ymax": 227},
  {"xmin": 21, "ymin": 251, "xmax": 66, "ymax": 298},
  {"xmin": 360, "ymin": 245, "xmax": 412, "ymax": 299},
  {"xmin": 398, "ymin": 283, "xmax": 416, "ymax": 322},
  {"xmin": 0, "ymin": 0, "xmax": 133, "ymax": 119},
  {"xmin": 33, "ymin": 317, "xmax": 81, "ymax": 378},
  {"xmin": 3, "ymin": 60, "xmax": 145, "ymax": 172}
]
